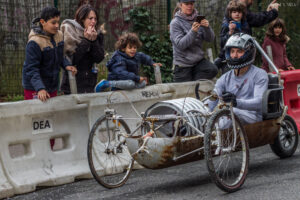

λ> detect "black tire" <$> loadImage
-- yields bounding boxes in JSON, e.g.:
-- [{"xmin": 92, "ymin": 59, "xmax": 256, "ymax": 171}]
[
  {"xmin": 204, "ymin": 109, "xmax": 249, "ymax": 193},
  {"xmin": 87, "ymin": 115, "xmax": 134, "ymax": 189},
  {"xmin": 270, "ymin": 115, "xmax": 299, "ymax": 158}
]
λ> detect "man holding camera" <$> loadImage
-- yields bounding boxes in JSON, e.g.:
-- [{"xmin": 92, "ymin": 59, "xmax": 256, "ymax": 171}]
[{"xmin": 170, "ymin": 0, "xmax": 218, "ymax": 82}]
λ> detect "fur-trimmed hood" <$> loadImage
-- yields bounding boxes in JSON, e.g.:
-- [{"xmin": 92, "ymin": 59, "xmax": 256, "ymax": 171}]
[
  {"xmin": 61, "ymin": 19, "xmax": 85, "ymax": 62},
  {"xmin": 61, "ymin": 19, "xmax": 106, "ymax": 62}
]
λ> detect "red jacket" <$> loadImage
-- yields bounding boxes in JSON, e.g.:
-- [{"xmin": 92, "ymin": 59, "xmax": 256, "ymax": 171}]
[{"xmin": 262, "ymin": 36, "xmax": 292, "ymax": 72}]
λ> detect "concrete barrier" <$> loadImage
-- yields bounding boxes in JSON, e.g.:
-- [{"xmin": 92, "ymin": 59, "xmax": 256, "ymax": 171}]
[
  {"xmin": 0, "ymin": 81, "xmax": 214, "ymax": 198},
  {"xmin": 0, "ymin": 97, "xmax": 91, "ymax": 196},
  {"xmin": 76, "ymin": 81, "xmax": 214, "ymax": 128},
  {"xmin": 0, "ymin": 158, "xmax": 14, "ymax": 199}
]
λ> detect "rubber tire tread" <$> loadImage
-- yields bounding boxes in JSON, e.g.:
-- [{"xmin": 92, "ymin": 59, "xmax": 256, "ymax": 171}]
[
  {"xmin": 204, "ymin": 108, "xmax": 249, "ymax": 193},
  {"xmin": 87, "ymin": 115, "xmax": 133, "ymax": 189},
  {"xmin": 270, "ymin": 115, "xmax": 299, "ymax": 159}
]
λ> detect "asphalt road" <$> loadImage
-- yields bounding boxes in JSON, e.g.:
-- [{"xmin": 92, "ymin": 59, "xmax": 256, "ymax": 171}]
[{"xmin": 8, "ymin": 145, "xmax": 300, "ymax": 200}]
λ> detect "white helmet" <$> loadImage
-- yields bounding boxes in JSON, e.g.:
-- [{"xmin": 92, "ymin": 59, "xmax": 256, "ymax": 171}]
[{"xmin": 225, "ymin": 33, "xmax": 256, "ymax": 69}]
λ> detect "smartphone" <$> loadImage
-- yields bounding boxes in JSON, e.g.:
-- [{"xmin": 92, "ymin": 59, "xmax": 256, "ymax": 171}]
[{"xmin": 196, "ymin": 15, "xmax": 205, "ymax": 23}]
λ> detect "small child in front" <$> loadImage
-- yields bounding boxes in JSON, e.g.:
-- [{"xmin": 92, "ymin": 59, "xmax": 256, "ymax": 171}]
[{"xmin": 94, "ymin": 32, "xmax": 161, "ymax": 92}]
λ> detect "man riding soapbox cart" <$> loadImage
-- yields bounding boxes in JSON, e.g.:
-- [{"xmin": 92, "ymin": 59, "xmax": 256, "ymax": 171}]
[{"xmin": 87, "ymin": 35, "xmax": 299, "ymax": 193}]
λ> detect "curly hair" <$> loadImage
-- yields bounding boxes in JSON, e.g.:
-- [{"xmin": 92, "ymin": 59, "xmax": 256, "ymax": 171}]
[
  {"xmin": 226, "ymin": 0, "xmax": 247, "ymax": 20},
  {"xmin": 266, "ymin": 18, "xmax": 288, "ymax": 43},
  {"xmin": 115, "ymin": 33, "xmax": 142, "ymax": 50}
]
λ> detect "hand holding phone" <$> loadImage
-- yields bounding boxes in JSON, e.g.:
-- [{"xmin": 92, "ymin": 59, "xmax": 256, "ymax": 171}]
[{"xmin": 196, "ymin": 15, "xmax": 206, "ymax": 23}]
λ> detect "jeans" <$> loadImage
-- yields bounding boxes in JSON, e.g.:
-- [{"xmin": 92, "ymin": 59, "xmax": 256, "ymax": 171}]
[{"xmin": 110, "ymin": 80, "xmax": 146, "ymax": 90}]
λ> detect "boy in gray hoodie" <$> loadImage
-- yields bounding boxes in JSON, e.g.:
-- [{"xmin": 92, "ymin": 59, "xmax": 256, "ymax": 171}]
[{"xmin": 170, "ymin": 0, "xmax": 218, "ymax": 82}]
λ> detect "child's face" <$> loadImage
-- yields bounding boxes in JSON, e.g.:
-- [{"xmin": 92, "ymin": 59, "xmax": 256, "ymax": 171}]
[
  {"xmin": 123, "ymin": 44, "xmax": 137, "ymax": 57},
  {"xmin": 231, "ymin": 11, "xmax": 243, "ymax": 22},
  {"xmin": 274, "ymin": 26, "xmax": 283, "ymax": 37},
  {"xmin": 83, "ymin": 11, "xmax": 97, "ymax": 29},
  {"xmin": 40, "ymin": 16, "xmax": 60, "ymax": 35}
]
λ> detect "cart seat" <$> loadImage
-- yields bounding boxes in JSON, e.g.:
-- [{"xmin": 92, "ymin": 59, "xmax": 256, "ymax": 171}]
[{"xmin": 262, "ymin": 74, "xmax": 283, "ymax": 120}]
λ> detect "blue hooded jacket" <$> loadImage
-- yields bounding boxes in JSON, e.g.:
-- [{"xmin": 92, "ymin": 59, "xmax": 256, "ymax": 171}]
[
  {"xmin": 22, "ymin": 27, "xmax": 70, "ymax": 92},
  {"xmin": 106, "ymin": 50, "xmax": 154, "ymax": 82}
]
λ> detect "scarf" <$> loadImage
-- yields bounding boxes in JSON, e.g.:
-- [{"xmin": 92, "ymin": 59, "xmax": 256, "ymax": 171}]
[
  {"xmin": 177, "ymin": 9, "xmax": 198, "ymax": 21},
  {"xmin": 60, "ymin": 19, "xmax": 85, "ymax": 64}
]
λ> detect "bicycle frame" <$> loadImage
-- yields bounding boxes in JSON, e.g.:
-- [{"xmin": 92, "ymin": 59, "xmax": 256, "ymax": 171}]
[{"xmin": 104, "ymin": 100, "xmax": 240, "ymax": 166}]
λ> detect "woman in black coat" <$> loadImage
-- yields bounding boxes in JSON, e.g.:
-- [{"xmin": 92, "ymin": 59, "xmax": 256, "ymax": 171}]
[{"xmin": 60, "ymin": 4, "xmax": 105, "ymax": 94}]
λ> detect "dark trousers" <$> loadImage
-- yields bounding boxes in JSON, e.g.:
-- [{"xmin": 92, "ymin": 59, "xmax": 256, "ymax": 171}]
[{"xmin": 173, "ymin": 59, "xmax": 218, "ymax": 82}]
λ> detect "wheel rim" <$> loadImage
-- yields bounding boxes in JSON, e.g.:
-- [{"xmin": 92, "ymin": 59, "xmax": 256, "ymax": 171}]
[
  {"xmin": 279, "ymin": 119, "xmax": 296, "ymax": 151},
  {"xmin": 90, "ymin": 117, "xmax": 133, "ymax": 187},
  {"xmin": 210, "ymin": 112, "xmax": 248, "ymax": 187}
]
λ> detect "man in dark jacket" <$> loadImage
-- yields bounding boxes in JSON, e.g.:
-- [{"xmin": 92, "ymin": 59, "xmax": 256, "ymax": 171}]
[{"xmin": 239, "ymin": 0, "xmax": 279, "ymax": 35}]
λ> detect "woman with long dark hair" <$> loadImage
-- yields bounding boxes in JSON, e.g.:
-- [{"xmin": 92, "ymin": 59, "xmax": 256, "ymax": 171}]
[
  {"xmin": 262, "ymin": 18, "xmax": 294, "ymax": 72},
  {"xmin": 60, "ymin": 4, "xmax": 105, "ymax": 94}
]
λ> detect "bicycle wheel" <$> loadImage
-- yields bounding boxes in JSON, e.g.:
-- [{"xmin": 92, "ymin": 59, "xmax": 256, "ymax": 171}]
[
  {"xmin": 87, "ymin": 115, "xmax": 134, "ymax": 189},
  {"xmin": 270, "ymin": 115, "xmax": 299, "ymax": 158},
  {"xmin": 204, "ymin": 109, "xmax": 249, "ymax": 193}
]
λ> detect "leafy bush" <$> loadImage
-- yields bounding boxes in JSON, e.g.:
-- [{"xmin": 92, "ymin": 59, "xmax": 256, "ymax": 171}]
[
  {"xmin": 3, "ymin": 94, "xmax": 24, "ymax": 102},
  {"xmin": 127, "ymin": 7, "xmax": 173, "ymax": 84}
]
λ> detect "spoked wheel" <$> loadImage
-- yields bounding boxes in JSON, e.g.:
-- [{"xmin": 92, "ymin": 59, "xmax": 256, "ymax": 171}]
[
  {"xmin": 204, "ymin": 109, "xmax": 249, "ymax": 193},
  {"xmin": 87, "ymin": 115, "xmax": 134, "ymax": 189},
  {"xmin": 270, "ymin": 115, "xmax": 299, "ymax": 158}
]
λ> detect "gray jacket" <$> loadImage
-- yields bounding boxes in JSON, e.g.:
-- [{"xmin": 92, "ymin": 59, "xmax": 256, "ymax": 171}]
[{"xmin": 170, "ymin": 12, "xmax": 215, "ymax": 67}]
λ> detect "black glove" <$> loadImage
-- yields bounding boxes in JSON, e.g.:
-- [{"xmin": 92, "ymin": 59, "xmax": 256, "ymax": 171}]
[{"xmin": 222, "ymin": 92, "xmax": 237, "ymax": 107}]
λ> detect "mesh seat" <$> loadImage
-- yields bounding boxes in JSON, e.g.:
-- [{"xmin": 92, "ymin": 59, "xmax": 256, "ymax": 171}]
[{"xmin": 262, "ymin": 74, "xmax": 283, "ymax": 120}]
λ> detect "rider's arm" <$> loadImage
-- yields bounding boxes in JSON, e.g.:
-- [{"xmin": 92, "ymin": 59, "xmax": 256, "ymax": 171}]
[
  {"xmin": 206, "ymin": 75, "xmax": 226, "ymax": 111},
  {"xmin": 236, "ymin": 73, "xmax": 268, "ymax": 111}
]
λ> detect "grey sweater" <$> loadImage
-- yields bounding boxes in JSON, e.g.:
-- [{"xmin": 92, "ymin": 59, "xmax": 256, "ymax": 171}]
[
  {"xmin": 209, "ymin": 65, "xmax": 268, "ymax": 122},
  {"xmin": 170, "ymin": 12, "xmax": 215, "ymax": 67}
]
